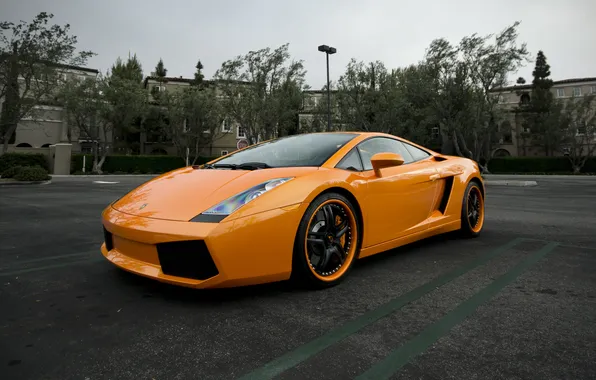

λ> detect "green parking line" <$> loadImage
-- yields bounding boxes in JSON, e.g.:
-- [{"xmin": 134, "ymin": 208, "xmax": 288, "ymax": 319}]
[
  {"xmin": 355, "ymin": 241, "xmax": 559, "ymax": 380},
  {"xmin": 236, "ymin": 237, "xmax": 524, "ymax": 380}
]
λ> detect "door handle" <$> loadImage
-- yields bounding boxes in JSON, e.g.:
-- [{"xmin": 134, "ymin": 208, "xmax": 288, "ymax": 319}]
[{"xmin": 429, "ymin": 174, "xmax": 440, "ymax": 181}]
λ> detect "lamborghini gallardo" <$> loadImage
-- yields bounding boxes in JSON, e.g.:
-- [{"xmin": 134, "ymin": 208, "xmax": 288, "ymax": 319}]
[{"xmin": 101, "ymin": 132, "xmax": 485, "ymax": 289}]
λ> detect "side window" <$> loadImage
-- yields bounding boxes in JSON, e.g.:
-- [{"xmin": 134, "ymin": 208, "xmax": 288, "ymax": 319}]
[
  {"xmin": 403, "ymin": 142, "xmax": 431, "ymax": 162},
  {"xmin": 336, "ymin": 149, "xmax": 363, "ymax": 171},
  {"xmin": 357, "ymin": 137, "xmax": 414, "ymax": 171}
]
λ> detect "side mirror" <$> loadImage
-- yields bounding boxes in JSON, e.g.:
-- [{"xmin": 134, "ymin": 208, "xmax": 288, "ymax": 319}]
[{"xmin": 370, "ymin": 152, "xmax": 404, "ymax": 177}]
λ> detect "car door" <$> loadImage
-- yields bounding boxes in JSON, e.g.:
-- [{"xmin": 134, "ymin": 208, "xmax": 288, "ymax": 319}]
[{"xmin": 348, "ymin": 137, "xmax": 439, "ymax": 247}]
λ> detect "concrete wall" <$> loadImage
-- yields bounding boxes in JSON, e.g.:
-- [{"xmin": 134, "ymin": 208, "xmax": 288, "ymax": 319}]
[{"xmin": 0, "ymin": 144, "xmax": 72, "ymax": 175}]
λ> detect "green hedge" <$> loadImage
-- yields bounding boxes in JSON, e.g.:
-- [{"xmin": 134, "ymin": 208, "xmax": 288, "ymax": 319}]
[
  {"xmin": 0, "ymin": 152, "xmax": 49, "ymax": 173},
  {"xmin": 488, "ymin": 156, "xmax": 596, "ymax": 174},
  {"xmin": 71, "ymin": 154, "xmax": 218, "ymax": 174},
  {"xmin": 1, "ymin": 165, "xmax": 23, "ymax": 178},
  {"xmin": 13, "ymin": 166, "xmax": 51, "ymax": 181}
]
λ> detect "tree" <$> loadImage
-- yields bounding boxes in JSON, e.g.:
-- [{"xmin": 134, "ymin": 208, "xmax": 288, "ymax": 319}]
[
  {"xmin": 58, "ymin": 74, "xmax": 106, "ymax": 172},
  {"xmin": 155, "ymin": 58, "xmax": 167, "ymax": 77},
  {"xmin": 192, "ymin": 60, "xmax": 204, "ymax": 86},
  {"xmin": 335, "ymin": 59, "xmax": 393, "ymax": 132},
  {"xmin": 423, "ymin": 21, "xmax": 530, "ymax": 172},
  {"xmin": 106, "ymin": 54, "xmax": 147, "ymax": 153},
  {"xmin": 0, "ymin": 12, "xmax": 94, "ymax": 153},
  {"xmin": 214, "ymin": 43, "xmax": 307, "ymax": 144},
  {"xmin": 517, "ymin": 51, "xmax": 562, "ymax": 156},
  {"xmin": 102, "ymin": 69, "xmax": 149, "ymax": 158},
  {"xmin": 559, "ymin": 95, "xmax": 596, "ymax": 173},
  {"xmin": 167, "ymin": 84, "xmax": 224, "ymax": 163},
  {"xmin": 110, "ymin": 53, "xmax": 143, "ymax": 83},
  {"xmin": 150, "ymin": 58, "xmax": 168, "ymax": 103}
]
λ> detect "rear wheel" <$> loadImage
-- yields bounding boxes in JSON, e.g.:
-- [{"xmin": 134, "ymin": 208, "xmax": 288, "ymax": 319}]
[
  {"xmin": 292, "ymin": 192, "xmax": 360, "ymax": 289},
  {"xmin": 459, "ymin": 180, "xmax": 485, "ymax": 238}
]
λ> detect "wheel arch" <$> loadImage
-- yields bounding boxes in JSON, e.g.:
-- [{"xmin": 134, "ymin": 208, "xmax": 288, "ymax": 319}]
[
  {"xmin": 309, "ymin": 186, "xmax": 365, "ymax": 255},
  {"xmin": 469, "ymin": 176, "xmax": 485, "ymax": 199}
]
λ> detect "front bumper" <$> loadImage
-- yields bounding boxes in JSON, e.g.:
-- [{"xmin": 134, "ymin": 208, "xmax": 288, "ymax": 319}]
[{"xmin": 100, "ymin": 203, "xmax": 305, "ymax": 289}]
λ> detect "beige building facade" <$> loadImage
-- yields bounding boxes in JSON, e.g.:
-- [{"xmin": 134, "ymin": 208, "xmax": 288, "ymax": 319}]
[
  {"xmin": 491, "ymin": 77, "xmax": 596, "ymax": 157},
  {"xmin": 141, "ymin": 76, "xmax": 249, "ymax": 157},
  {"xmin": 2, "ymin": 63, "xmax": 100, "ymax": 152}
]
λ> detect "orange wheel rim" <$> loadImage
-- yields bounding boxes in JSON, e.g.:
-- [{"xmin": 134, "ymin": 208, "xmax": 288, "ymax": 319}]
[
  {"xmin": 304, "ymin": 199, "xmax": 358, "ymax": 282},
  {"xmin": 467, "ymin": 186, "xmax": 484, "ymax": 233}
]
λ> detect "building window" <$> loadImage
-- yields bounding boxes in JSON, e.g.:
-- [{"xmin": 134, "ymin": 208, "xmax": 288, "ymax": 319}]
[
  {"xmin": 152, "ymin": 85, "xmax": 165, "ymax": 92},
  {"xmin": 573, "ymin": 87, "xmax": 582, "ymax": 97},
  {"xmin": 221, "ymin": 150, "xmax": 229, "ymax": 156},
  {"xmin": 237, "ymin": 126, "xmax": 247, "ymax": 139},
  {"xmin": 222, "ymin": 119, "xmax": 232, "ymax": 133},
  {"xmin": 556, "ymin": 88, "xmax": 565, "ymax": 98},
  {"xmin": 576, "ymin": 123, "xmax": 586, "ymax": 136},
  {"xmin": 591, "ymin": 86, "xmax": 596, "ymax": 94},
  {"xmin": 431, "ymin": 127, "xmax": 440, "ymax": 139}
]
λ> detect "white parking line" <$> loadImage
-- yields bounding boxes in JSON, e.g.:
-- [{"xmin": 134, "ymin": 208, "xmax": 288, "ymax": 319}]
[{"xmin": 92, "ymin": 181, "xmax": 120, "ymax": 184}]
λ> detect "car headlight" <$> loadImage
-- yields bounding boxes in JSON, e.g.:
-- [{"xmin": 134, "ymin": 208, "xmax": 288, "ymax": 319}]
[{"xmin": 190, "ymin": 177, "xmax": 294, "ymax": 223}]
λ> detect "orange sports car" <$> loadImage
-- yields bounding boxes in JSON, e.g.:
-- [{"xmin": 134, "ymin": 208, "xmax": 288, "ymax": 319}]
[{"xmin": 101, "ymin": 132, "xmax": 485, "ymax": 289}]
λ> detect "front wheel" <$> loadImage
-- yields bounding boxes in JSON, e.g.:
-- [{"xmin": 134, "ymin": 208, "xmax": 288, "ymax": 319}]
[
  {"xmin": 291, "ymin": 192, "xmax": 361, "ymax": 289},
  {"xmin": 459, "ymin": 180, "xmax": 485, "ymax": 238}
]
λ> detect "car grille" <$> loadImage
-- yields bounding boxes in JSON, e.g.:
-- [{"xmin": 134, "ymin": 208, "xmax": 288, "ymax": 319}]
[
  {"xmin": 156, "ymin": 240, "xmax": 219, "ymax": 280},
  {"xmin": 103, "ymin": 227, "xmax": 114, "ymax": 251}
]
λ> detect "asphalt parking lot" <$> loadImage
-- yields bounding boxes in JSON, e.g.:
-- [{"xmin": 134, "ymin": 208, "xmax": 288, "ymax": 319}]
[{"xmin": 1, "ymin": 175, "xmax": 595, "ymax": 380}]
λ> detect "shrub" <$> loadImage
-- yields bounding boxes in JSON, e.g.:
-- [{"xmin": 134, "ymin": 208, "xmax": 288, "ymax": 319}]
[
  {"xmin": 488, "ymin": 156, "xmax": 596, "ymax": 174},
  {"xmin": 0, "ymin": 152, "xmax": 49, "ymax": 172},
  {"xmin": 1, "ymin": 165, "xmax": 23, "ymax": 178},
  {"xmin": 13, "ymin": 166, "xmax": 51, "ymax": 181},
  {"xmin": 70, "ymin": 154, "xmax": 218, "ymax": 174}
]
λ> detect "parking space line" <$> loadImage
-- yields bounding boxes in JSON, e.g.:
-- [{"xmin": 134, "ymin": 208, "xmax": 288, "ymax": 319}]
[
  {"xmin": 0, "ymin": 257, "xmax": 105, "ymax": 277},
  {"xmin": 236, "ymin": 237, "xmax": 524, "ymax": 380},
  {"xmin": 355, "ymin": 241, "xmax": 559, "ymax": 380}
]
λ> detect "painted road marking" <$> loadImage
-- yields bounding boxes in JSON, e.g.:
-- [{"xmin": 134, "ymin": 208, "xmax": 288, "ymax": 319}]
[
  {"xmin": 355, "ymin": 241, "xmax": 559, "ymax": 380},
  {"xmin": 236, "ymin": 237, "xmax": 524, "ymax": 380},
  {"xmin": 92, "ymin": 181, "xmax": 120, "ymax": 184}
]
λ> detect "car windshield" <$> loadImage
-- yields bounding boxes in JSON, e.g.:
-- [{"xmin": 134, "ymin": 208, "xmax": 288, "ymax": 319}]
[{"xmin": 212, "ymin": 133, "xmax": 357, "ymax": 168}]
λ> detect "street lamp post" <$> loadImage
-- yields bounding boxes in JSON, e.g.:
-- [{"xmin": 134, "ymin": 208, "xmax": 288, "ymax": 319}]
[{"xmin": 318, "ymin": 44, "xmax": 336, "ymax": 132}]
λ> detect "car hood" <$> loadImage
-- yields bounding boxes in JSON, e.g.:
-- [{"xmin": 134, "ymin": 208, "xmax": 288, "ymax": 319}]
[{"xmin": 111, "ymin": 166, "xmax": 318, "ymax": 221}]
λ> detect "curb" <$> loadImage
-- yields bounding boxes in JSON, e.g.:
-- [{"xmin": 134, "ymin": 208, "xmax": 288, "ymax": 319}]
[
  {"xmin": 484, "ymin": 180, "xmax": 537, "ymax": 187},
  {"xmin": 0, "ymin": 179, "xmax": 52, "ymax": 187}
]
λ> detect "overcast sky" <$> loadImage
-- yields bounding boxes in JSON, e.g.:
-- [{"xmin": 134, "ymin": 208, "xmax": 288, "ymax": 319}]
[{"xmin": 3, "ymin": 0, "xmax": 595, "ymax": 89}]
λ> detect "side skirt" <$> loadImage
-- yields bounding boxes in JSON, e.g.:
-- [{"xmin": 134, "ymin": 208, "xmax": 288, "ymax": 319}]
[{"xmin": 358, "ymin": 220, "xmax": 461, "ymax": 259}]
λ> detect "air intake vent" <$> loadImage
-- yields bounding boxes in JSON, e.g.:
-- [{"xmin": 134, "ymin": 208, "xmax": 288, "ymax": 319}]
[
  {"xmin": 103, "ymin": 227, "xmax": 114, "ymax": 251},
  {"xmin": 156, "ymin": 240, "xmax": 219, "ymax": 280}
]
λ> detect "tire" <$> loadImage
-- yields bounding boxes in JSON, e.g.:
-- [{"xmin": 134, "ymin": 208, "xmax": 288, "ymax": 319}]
[
  {"xmin": 459, "ymin": 180, "xmax": 485, "ymax": 238},
  {"xmin": 291, "ymin": 192, "xmax": 361, "ymax": 289}
]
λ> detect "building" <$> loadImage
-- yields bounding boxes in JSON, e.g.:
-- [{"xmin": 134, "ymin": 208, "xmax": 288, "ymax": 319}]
[
  {"xmin": 1, "ymin": 63, "xmax": 100, "ymax": 152},
  {"xmin": 298, "ymin": 90, "xmax": 344, "ymax": 132},
  {"xmin": 141, "ymin": 75, "xmax": 250, "ymax": 157},
  {"xmin": 490, "ymin": 77, "xmax": 596, "ymax": 157},
  {"xmin": 2, "ymin": 68, "xmax": 252, "ymax": 157}
]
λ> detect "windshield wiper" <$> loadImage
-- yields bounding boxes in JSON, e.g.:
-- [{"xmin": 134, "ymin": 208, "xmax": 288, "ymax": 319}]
[
  {"xmin": 212, "ymin": 162, "xmax": 272, "ymax": 170},
  {"xmin": 236, "ymin": 162, "xmax": 272, "ymax": 170}
]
